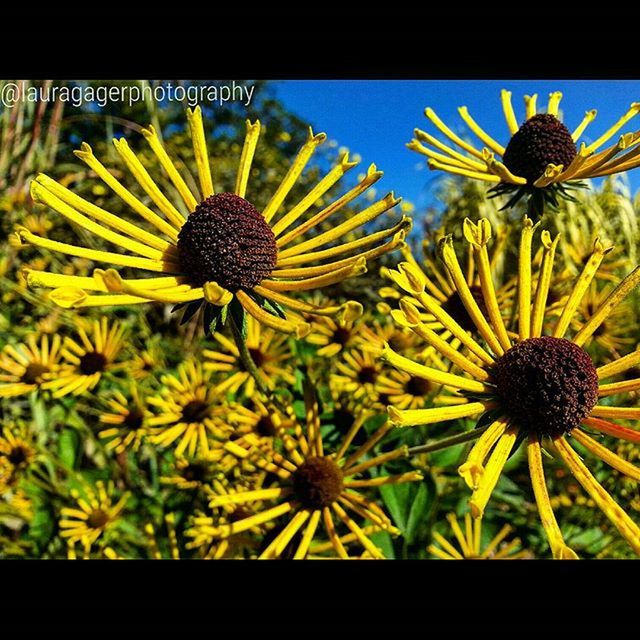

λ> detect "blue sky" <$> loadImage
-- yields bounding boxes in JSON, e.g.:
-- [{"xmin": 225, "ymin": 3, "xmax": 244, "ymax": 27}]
[{"xmin": 272, "ymin": 80, "xmax": 640, "ymax": 210}]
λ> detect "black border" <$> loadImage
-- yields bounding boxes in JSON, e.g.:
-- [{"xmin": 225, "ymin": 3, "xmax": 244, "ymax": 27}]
[
  {"xmin": 6, "ymin": 12, "xmax": 639, "ymax": 78},
  {"xmin": 2, "ymin": 10, "xmax": 638, "ymax": 620}
]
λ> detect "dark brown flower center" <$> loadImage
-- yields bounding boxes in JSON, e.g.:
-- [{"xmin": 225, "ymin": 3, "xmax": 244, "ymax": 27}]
[
  {"xmin": 177, "ymin": 193, "xmax": 277, "ymax": 291},
  {"xmin": 405, "ymin": 376, "xmax": 432, "ymax": 397},
  {"xmin": 358, "ymin": 366, "xmax": 378, "ymax": 384},
  {"xmin": 332, "ymin": 327, "xmax": 352, "ymax": 347},
  {"xmin": 442, "ymin": 286, "xmax": 487, "ymax": 333},
  {"xmin": 181, "ymin": 400, "xmax": 210, "ymax": 424},
  {"xmin": 256, "ymin": 415, "xmax": 277, "ymax": 437},
  {"xmin": 502, "ymin": 114, "xmax": 577, "ymax": 185},
  {"xmin": 123, "ymin": 408, "xmax": 144, "ymax": 430},
  {"xmin": 292, "ymin": 456, "xmax": 344, "ymax": 510},
  {"xmin": 21, "ymin": 362, "xmax": 50, "ymax": 385},
  {"xmin": 8, "ymin": 445, "xmax": 28, "ymax": 466},
  {"xmin": 87, "ymin": 509, "xmax": 110, "ymax": 529},
  {"xmin": 493, "ymin": 336, "xmax": 598, "ymax": 437},
  {"xmin": 182, "ymin": 462, "xmax": 209, "ymax": 483},
  {"xmin": 79, "ymin": 351, "xmax": 107, "ymax": 375}
]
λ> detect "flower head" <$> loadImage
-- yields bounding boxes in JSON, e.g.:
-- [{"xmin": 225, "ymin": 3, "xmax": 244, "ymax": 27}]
[
  {"xmin": 20, "ymin": 108, "xmax": 408, "ymax": 337},
  {"xmin": 98, "ymin": 385, "xmax": 153, "ymax": 454},
  {"xmin": 147, "ymin": 359, "xmax": 228, "ymax": 458},
  {"xmin": 59, "ymin": 480, "xmax": 129, "ymax": 554},
  {"xmin": 384, "ymin": 216, "xmax": 640, "ymax": 558},
  {"xmin": 0, "ymin": 333, "xmax": 68, "ymax": 398},
  {"xmin": 44, "ymin": 317, "xmax": 127, "ymax": 398},
  {"xmin": 409, "ymin": 90, "xmax": 640, "ymax": 217},
  {"xmin": 188, "ymin": 381, "xmax": 422, "ymax": 559}
]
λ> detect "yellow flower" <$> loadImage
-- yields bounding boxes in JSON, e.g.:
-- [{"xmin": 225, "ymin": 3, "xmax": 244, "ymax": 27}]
[
  {"xmin": 357, "ymin": 315, "xmax": 420, "ymax": 358},
  {"xmin": 410, "ymin": 89, "xmax": 640, "ymax": 216},
  {"xmin": 160, "ymin": 457, "xmax": 223, "ymax": 492},
  {"xmin": 0, "ymin": 424, "xmax": 37, "ymax": 479},
  {"xmin": 375, "ymin": 367, "xmax": 438, "ymax": 411},
  {"xmin": 572, "ymin": 281, "xmax": 637, "ymax": 355},
  {"xmin": 189, "ymin": 381, "xmax": 422, "ymax": 559},
  {"xmin": 331, "ymin": 348, "xmax": 384, "ymax": 405},
  {"xmin": 19, "ymin": 107, "xmax": 408, "ymax": 337},
  {"xmin": 185, "ymin": 477, "xmax": 270, "ymax": 559},
  {"xmin": 44, "ymin": 317, "xmax": 127, "ymax": 398},
  {"xmin": 429, "ymin": 512, "xmax": 532, "ymax": 559},
  {"xmin": 98, "ymin": 385, "xmax": 154, "ymax": 454},
  {"xmin": 128, "ymin": 341, "xmax": 165, "ymax": 381},
  {"xmin": 59, "ymin": 480, "xmax": 129, "ymax": 554},
  {"xmin": 226, "ymin": 396, "xmax": 295, "ymax": 453},
  {"xmin": 305, "ymin": 301, "xmax": 364, "ymax": 357},
  {"xmin": 203, "ymin": 315, "xmax": 295, "ymax": 396},
  {"xmin": 0, "ymin": 333, "xmax": 69, "ymax": 399},
  {"xmin": 384, "ymin": 216, "xmax": 640, "ymax": 558},
  {"xmin": 147, "ymin": 359, "xmax": 228, "ymax": 458}
]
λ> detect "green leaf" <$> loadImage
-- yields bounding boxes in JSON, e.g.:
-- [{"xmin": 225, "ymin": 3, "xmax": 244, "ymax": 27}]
[
  {"xmin": 380, "ymin": 477, "xmax": 435, "ymax": 544},
  {"xmin": 430, "ymin": 442, "xmax": 466, "ymax": 467},
  {"xmin": 58, "ymin": 428, "xmax": 80, "ymax": 470},
  {"xmin": 28, "ymin": 501, "xmax": 56, "ymax": 549},
  {"xmin": 369, "ymin": 530, "xmax": 395, "ymax": 559},
  {"xmin": 405, "ymin": 481, "xmax": 432, "ymax": 544},
  {"xmin": 203, "ymin": 303, "xmax": 224, "ymax": 335}
]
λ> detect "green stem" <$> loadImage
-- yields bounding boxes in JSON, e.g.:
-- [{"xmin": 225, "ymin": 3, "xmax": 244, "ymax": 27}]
[
  {"xmin": 407, "ymin": 424, "xmax": 489, "ymax": 456},
  {"xmin": 229, "ymin": 315, "xmax": 287, "ymax": 413}
]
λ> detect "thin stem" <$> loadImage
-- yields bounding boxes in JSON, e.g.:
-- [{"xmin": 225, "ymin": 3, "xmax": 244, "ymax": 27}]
[
  {"xmin": 408, "ymin": 424, "xmax": 490, "ymax": 456},
  {"xmin": 229, "ymin": 315, "xmax": 288, "ymax": 414}
]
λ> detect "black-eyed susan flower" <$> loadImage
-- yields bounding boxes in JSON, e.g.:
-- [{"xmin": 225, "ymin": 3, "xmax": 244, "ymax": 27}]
[
  {"xmin": 129, "ymin": 342, "xmax": 164, "ymax": 381},
  {"xmin": 226, "ymin": 396, "xmax": 295, "ymax": 452},
  {"xmin": 19, "ymin": 107, "xmax": 408, "ymax": 338},
  {"xmin": 305, "ymin": 301, "xmax": 364, "ymax": 357},
  {"xmin": 572, "ymin": 281, "xmax": 636, "ymax": 355},
  {"xmin": 147, "ymin": 359, "xmax": 228, "ymax": 458},
  {"xmin": 0, "ymin": 424, "xmax": 37, "ymax": 479},
  {"xmin": 409, "ymin": 90, "xmax": 640, "ymax": 217},
  {"xmin": 331, "ymin": 348, "xmax": 384, "ymax": 405},
  {"xmin": 44, "ymin": 317, "xmax": 127, "ymax": 398},
  {"xmin": 0, "ymin": 333, "xmax": 68, "ymax": 398},
  {"xmin": 357, "ymin": 315, "xmax": 420, "ymax": 358},
  {"xmin": 375, "ymin": 367, "xmax": 438, "ymax": 411},
  {"xmin": 203, "ymin": 315, "xmax": 295, "ymax": 396},
  {"xmin": 428, "ymin": 512, "xmax": 531, "ymax": 560},
  {"xmin": 384, "ymin": 216, "xmax": 640, "ymax": 558},
  {"xmin": 195, "ymin": 381, "xmax": 422, "ymax": 559},
  {"xmin": 160, "ymin": 457, "xmax": 222, "ymax": 492},
  {"xmin": 186, "ymin": 478, "xmax": 269, "ymax": 559},
  {"xmin": 59, "ymin": 479, "xmax": 129, "ymax": 555},
  {"xmin": 97, "ymin": 385, "xmax": 154, "ymax": 455},
  {"xmin": 1, "ymin": 487, "xmax": 34, "ymax": 524}
]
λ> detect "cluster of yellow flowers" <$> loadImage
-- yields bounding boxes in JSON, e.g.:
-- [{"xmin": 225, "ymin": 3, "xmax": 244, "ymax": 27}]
[{"xmin": 1, "ymin": 90, "xmax": 639, "ymax": 559}]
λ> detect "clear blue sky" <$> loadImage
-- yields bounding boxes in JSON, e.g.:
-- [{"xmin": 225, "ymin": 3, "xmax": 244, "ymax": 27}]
[{"xmin": 272, "ymin": 80, "xmax": 640, "ymax": 210}]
